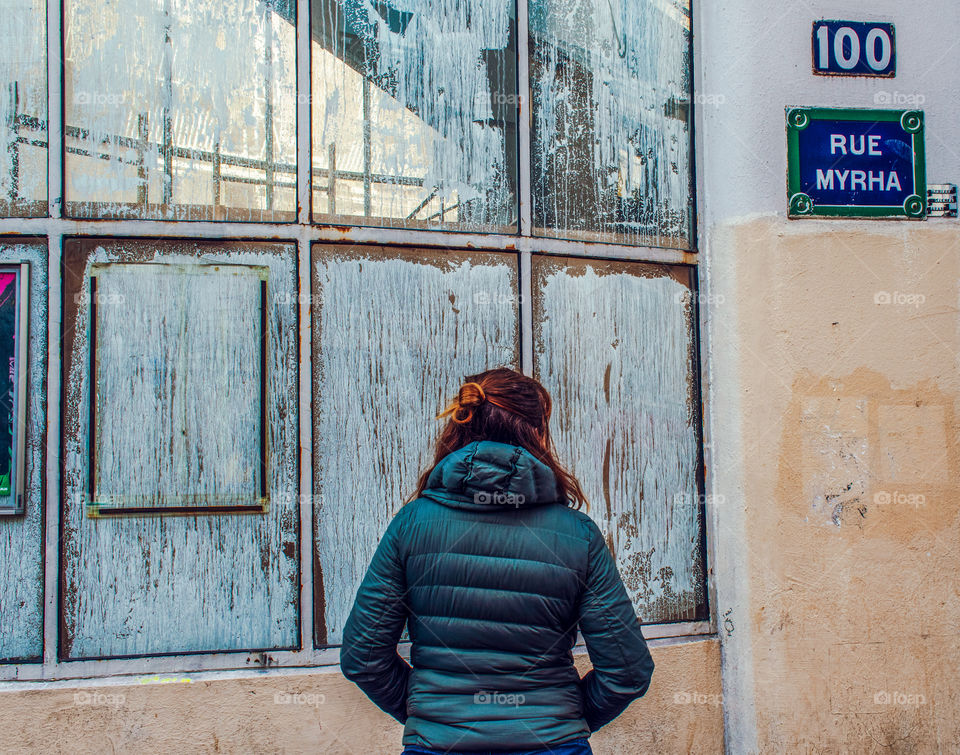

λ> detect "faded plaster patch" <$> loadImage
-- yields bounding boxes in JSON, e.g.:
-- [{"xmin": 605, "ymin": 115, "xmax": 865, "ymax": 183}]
[{"xmin": 800, "ymin": 394, "xmax": 870, "ymax": 527}]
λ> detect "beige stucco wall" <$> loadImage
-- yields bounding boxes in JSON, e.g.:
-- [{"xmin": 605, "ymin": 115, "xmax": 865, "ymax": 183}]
[
  {"xmin": 713, "ymin": 217, "xmax": 960, "ymax": 753},
  {"xmin": 0, "ymin": 638, "xmax": 722, "ymax": 754}
]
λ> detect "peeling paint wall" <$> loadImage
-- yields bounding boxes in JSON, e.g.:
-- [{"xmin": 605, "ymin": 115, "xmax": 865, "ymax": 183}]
[
  {"xmin": 529, "ymin": 0, "xmax": 692, "ymax": 246},
  {"xmin": 63, "ymin": 0, "xmax": 297, "ymax": 219},
  {"xmin": 0, "ymin": 639, "xmax": 722, "ymax": 754},
  {"xmin": 92, "ymin": 264, "xmax": 266, "ymax": 508},
  {"xmin": 310, "ymin": 0, "xmax": 517, "ymax": 229},
  {"xmin": 0, "ymin": 0, "xmax": 46, "ymax": 216}
]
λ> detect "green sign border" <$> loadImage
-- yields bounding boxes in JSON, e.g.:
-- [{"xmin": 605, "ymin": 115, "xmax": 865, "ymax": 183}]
[{"xmin": 786, "ymin": 107, "xmax": 926, "ymax": 219}]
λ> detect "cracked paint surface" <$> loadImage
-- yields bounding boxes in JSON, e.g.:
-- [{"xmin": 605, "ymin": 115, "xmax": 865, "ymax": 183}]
[{"xmin": 532, "ymin": 256, "xmax": 704, "ymax": 623}]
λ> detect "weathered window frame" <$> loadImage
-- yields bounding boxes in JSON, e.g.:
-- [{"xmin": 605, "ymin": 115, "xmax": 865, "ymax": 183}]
[
  {"xmin": 0, "ymin": 262, "xmax": 30, "ymax": 516},
  {"xmin": 0, "ymin": 0, "xmax": 715, "ymax": 681},
  {"xmin": 85, "ymin": 262, "xmax": 271, "ymax": 518}
]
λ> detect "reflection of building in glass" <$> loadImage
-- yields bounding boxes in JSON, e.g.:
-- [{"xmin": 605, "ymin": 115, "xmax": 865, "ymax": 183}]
[
  {"xmin": 530, "ymin": 0, "xmax": 692, "ymax": 246},
  {"xmin": 310, "ymin": 0, "xmax": 519, "ymax": 230},
  {"xmin": 61, "ymin": 0, "xmax": 298, "ymax": 220}
]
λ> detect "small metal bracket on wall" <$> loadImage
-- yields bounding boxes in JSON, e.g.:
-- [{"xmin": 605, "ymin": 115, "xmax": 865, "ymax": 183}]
[{"xmin": 926, "ymin": 184, "xmax": 958, "ymax": 217}]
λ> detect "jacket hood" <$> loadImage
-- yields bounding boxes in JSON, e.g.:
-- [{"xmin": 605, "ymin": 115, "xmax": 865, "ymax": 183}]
[{"xmin": 420, "ymin": 440, "xmax": 564, "ymax": 510}]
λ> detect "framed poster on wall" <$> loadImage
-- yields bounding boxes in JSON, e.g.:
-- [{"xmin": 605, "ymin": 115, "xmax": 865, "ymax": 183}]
[{"xmin": 0, "ymin": 263, "xmax": 29, "ymax": 515}]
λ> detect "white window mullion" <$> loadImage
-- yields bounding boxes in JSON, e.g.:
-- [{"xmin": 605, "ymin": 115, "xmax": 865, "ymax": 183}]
[
  {"xmin": 519, "ymin": 249, "xmax": 533, "ymax": 376},
  {"xmin": 295, "ymin": 0, "xmax": 314, "ymax": 653},
  {"xmin": 43, "ymin": 0, "xmax": 63, "ymax": 674},
  {"xmin": 517, "ymin": 0, "xmax": 533, "ymax": 236},
  {"xmin": 296, "ymin": 0, "xmax": 311, "ymax": 226}
]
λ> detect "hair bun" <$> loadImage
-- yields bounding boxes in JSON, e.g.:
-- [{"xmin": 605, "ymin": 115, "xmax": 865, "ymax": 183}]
[
  {"xmin": 435, "ymin": 381, "xmax": 487, "ymax": 425},
  {"xmin": 458, "ymin": 381, "xmax": 486, "ymax": 408}
]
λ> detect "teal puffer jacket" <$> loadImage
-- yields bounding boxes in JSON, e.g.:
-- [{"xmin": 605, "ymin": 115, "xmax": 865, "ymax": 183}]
[{"xmin": 340, "ymin": 440, "xmax": 654, "ymax": 752}]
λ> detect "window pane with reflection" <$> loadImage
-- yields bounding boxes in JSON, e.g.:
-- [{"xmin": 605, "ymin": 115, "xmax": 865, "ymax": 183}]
[
  {"xmin": 64, "ymin": 0, "xmax": 297, "ymax": 221},
  {"xmin": 0, "ymin": 0, "xmax": 46, "ymax": 217},
  {"xmin": 530, "ymin": 0, "xmax": 692, "ymax": 248},
  {"xmin": 311, "ymin": 0, "xmax": 518, "ymax": 232}
]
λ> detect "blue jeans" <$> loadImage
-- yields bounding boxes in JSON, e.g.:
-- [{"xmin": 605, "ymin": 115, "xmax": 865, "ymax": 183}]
[{"xmin": 401, "ymin": 738, "xmax": 592, "ymax": 755}]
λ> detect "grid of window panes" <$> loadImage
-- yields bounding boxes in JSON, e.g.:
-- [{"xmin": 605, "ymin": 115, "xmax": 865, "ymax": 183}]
[{"xmin": 0, "ymin": 0, "xmax": 702, "ymax": 666}]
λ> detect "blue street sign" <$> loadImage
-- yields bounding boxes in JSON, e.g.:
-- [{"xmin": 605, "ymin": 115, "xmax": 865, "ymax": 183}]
[
  {"xmin": 813, "ymin": 21, "xmax": 896, "ymax": 77},
  {"xmin": 786, "ymin": 108, "xmax": 925, "ymax": 218}
]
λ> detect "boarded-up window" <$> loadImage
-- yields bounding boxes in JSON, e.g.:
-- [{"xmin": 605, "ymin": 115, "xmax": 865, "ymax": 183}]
[
  {"xmin": 60, "ymin": 239, "xmax": 299, "ymax": 659},
  {"xmin": 0, "ymin": 239, "xmax": 45, "ymax": 662},
  {"xmin": 532, "ymin": 255, "xmax": 705, "ymax": 623},
  {"xmin": 529, "ymin": 0, "xmax": 693, "ymax": 247},
  {"xmin": 88, "ymin": 263, "xmax": 268, "ymax": 515},
  {"xmin": 63, "ymin": 0, "xmax": 297, "ymax": 221},
  {"xmin": 312, "ymin": 245, "xmax": 519, "ymax": 644},
  {"xmin": 310, "ymin": 0, "xmax": 518, "ymax": 231},
  {"xmin": 0, "ymin": 0, "xmax": 46, "ymax": 216}
]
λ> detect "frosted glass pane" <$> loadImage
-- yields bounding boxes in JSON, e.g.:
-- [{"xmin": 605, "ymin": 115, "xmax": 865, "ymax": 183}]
[
  {"xmin": 0, "ymin": 0, "xmax": 46, "ymax": 216},
  {"xmin": 530, "ymin": 0, "xmax": 692, "ymax": 247},
  {"xmin": 64, "ymin": 0, "xmax": 297, "ymax": 221},
  {"xmin": 533, "ymin": 256, "xmax": 705, "ymax": 623},
  {"xmin": 310, "ymin": 0, "xmax": 518, "ymax": 232},
  {"xmin": 312, "ymin": 245, "xmax": 519, "ymax": 644}
]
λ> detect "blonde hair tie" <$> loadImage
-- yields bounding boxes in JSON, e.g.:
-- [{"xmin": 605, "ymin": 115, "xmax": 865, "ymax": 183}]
[{"xmin": 438, "ymin": 381, "xmax": 486, "ymax": 424}]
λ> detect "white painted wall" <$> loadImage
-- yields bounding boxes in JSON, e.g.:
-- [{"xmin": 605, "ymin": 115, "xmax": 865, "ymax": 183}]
[
  {"xmin": 698, "ymin": 0, "xmax": 960, "ymax": 226},
  {"xmin": 695, "ymin": 2, "xmax": 960, "ymax": 753}
]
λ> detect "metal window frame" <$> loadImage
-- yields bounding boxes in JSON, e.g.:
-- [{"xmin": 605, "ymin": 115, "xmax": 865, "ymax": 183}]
[
  {"xmin": 0, "ymin": 262, "xmax": 30, "ymax": 516},
  {"xmin": 0, "ymin": 0, "xmax": 714, "ymax": 683},
  {"xmin": 84, "ymin": 262, "xmax": 271, "ymax": 518}
]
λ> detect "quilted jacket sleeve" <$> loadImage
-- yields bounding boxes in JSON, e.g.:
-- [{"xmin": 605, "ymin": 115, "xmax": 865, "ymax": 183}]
[
  {"xmin": 576, "ymin": 518, "xmax": 655, "ymax": 731},
  {"xmin": 340, "ymin": 508, "xmax": 411, "ymax": 724}
]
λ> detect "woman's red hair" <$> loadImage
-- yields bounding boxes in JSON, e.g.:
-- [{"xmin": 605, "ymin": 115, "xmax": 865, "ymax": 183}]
[{"xmin": 409, "ymin": 367, "xmax": 588, "ymax": 509}]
